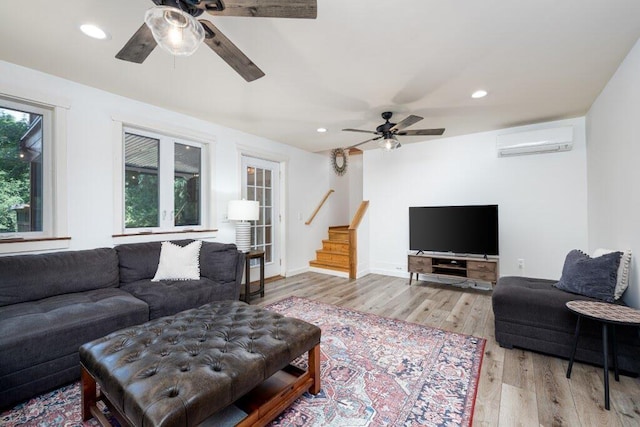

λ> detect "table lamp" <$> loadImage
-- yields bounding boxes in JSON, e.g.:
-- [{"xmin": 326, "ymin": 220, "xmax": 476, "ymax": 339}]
[{"xmin": 228, "ymin": 199, "xmax": 259, "ymax": 252}]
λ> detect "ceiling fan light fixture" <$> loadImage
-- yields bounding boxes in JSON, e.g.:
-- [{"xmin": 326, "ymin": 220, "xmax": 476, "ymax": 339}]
[
  {"xmin": 144, "ymin": 6, "xmax": 204, "ymax": 57},
  {"xmin": 380, "ymin": 135, "xmax": 400, "ymax": 151}
]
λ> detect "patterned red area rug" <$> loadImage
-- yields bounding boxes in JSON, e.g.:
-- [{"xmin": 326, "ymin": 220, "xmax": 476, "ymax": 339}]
[
  {"xmin": 267, "ymin": 297, "xmax": 485, "ymax": 426},
  {"xmin": 1, "ymin": 296, "xmax": 485, "ymax": 427}
]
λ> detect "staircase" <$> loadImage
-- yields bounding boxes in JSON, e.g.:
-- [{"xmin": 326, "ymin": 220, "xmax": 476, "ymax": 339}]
[{"xmin": 309, "ymin": 226, "xmax": 351, "ymax": 275}]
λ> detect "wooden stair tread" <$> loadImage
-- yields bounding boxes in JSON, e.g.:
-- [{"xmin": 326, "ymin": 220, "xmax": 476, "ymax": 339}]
[
  {"xmin": 316, "ymin": 249, "xmax": 349, "ymax": 255},
  {"xmin": 310, "ymin": 258, "xmax": 349, "ymax": 267}
]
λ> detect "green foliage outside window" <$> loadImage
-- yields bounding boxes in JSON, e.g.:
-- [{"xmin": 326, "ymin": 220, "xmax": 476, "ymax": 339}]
[
  {"xmin": 0, "ymin": 113, "xmax": 29, "ymax": 233},
  {"xmin": 124, "ymin": 171, "xmax": 159, "ymax": 228},
  {"xmin": 174, "ymin": 175, "xmax": 200, "ymax": 226}
]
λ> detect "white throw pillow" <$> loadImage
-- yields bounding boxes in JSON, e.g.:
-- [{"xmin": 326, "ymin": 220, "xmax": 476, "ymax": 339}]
[
  {"xmin": 151, "ymin": 240, "xmax": 202, "ymax": 282},
  {"xmin": 592, "ymin": 248, "xmax": 632, "ymax": 300}
]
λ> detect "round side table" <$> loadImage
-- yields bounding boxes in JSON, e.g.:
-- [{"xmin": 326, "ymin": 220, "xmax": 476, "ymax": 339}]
[{"xmin": 565, "ymin": 300, "xmax": 640, "ymax": 410}]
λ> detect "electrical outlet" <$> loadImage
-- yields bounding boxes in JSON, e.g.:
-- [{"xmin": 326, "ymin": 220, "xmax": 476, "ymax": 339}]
[{"xmin": 518, "ymin": 259, "xmax": 525, "ymax": 269}]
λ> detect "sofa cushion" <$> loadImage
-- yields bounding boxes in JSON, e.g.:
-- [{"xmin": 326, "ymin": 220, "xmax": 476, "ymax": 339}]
[
  {"xmin": 0, "ymin": 248, "xmax": 119, "ymax": 307},
  {"xmin": 492, "ymin": 276, "xmax": 602, "ymax": 334},
  {"xmin": 200, "ymin": 241, "xmax": 243, "ymax": 283},
  {"xmin": 121, "ymin": 278, "xmax": 236, "ymax": 320},
  {"xmin": 554, "ymin": 249, "xmax": 621, "ymax": 302},
  {"xmin": 116, "ymin": 240, "xmax": 189, "ymax": 284},
  {"xmin": 116, "ymin": 240, "xmax": 240, "ymax": 284},
  {"xmin": 0, "ymin": 288, "xmax": 149, "ymax": 377}
]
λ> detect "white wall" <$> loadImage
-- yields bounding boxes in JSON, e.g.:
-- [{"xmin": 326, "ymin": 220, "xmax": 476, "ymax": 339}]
[
  {"xmin": 363, "ymin": 117, "xmax": 589, "ymax": 280},
  {"xmin": 0, "ymin": 60, "xmax": 331, "ymax": 276},
  {"xmin": 348, "ymin": 153, "xmax": 364, "ymax": 219},
  {"xmin": 328, "ymin": 159, "xmax": 350, "ymax": 226},
  {"xmin": 324, "ymin": 151, "xmax": 364, "ymax": 227},
  {"xmin": 586, "ymin": 38, "xmax": 640, "ymax": 309}
]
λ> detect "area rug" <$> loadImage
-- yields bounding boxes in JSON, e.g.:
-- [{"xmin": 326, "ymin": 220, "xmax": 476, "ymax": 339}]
[{"xmin": 1, "ymin": 296, "xmax": 485, "ymax": 427}]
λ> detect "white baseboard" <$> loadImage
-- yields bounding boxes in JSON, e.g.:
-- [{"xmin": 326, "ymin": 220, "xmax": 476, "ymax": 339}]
[
  {"xmin": 309, "ymin": 266, "xmax": 349, "ymax": 278},
  {"xmin": 285, "ymin": 266, "xmax": 310, "ymax": 277}
]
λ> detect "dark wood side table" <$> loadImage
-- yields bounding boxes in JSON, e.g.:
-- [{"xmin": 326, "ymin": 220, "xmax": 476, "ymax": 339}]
[
  {"xmin": 565, "ymin": 300, "xmax": 640, "ymax": 410},
  {"xmin": 243, "ymin": 250, "xmax": 265, "ymax": 303}
]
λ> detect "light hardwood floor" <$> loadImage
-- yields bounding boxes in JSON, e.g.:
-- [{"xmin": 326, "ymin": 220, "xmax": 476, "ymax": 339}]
[{"xmin": 254, "ymin": 272, "xmax": 640, "ymax": 427}]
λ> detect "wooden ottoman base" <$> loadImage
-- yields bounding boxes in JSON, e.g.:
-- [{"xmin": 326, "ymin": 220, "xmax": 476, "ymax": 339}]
[{"xmin": 82, "ymin": 344, "xmax": 320, "ymax": 427}]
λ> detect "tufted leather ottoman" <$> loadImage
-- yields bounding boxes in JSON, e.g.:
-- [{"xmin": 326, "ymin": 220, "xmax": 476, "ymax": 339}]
[{"xmin": 79, "ymin": 301, "xmax": 321, "ymax": 427}]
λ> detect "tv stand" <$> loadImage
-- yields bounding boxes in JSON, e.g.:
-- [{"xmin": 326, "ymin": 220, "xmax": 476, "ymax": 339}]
[{"xmin": 408, "ymin": 253, "xmax": 498, "ymax": 286}]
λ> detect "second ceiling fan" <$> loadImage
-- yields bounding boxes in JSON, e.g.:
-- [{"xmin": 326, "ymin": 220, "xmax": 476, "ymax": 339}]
[
  {"xmin": 344, "ymin": 112, "xmax": 445, "ymax": 150},
  {"xmin": 117, "ymin": 0, "xmax": 317, "ymax": 82}
]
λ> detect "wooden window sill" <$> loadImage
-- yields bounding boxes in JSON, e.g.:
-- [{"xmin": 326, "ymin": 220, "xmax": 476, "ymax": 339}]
[
  {"xmin": 0, "ymin": 236, "xmax": 71, "ymax": 244},
  {"xmin": 112, "ymin": 229, "xmax": 218, "ymax": 238},
  {"xmin": 0, "ymin": 237, "xmax": 72, "ymax": 254}
]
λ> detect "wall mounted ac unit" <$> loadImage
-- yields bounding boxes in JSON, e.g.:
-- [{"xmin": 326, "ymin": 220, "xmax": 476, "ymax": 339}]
[{"xmin": 496, "ymin": 126, "xmax": 573, "ymax": 157}]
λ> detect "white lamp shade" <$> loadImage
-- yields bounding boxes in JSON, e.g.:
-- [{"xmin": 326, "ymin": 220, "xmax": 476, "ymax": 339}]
[
  {"xmin": 144, "ymin": 6, "xmax": 204, "ymax": 56},
  {"xmin": 228, "ymin": 200, "xmax": 260, "ymax": 221}
]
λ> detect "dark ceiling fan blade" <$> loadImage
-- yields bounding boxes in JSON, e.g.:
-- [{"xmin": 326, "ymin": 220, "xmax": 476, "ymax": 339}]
[
  {"xmin": 349, "ymin": 136, "xmax": 382, "ymax": 149},
  {"xmin": 203, "ymin": 0, "xmax": 317, "ymax": 19},
  {"xmin": 199, "ymin": 19, "xmax": 265, "ymax": 82},
  {"xmin": 342, "ymin": 128, "xmax": 380, "ymax": 134},
  {"xmin": 115, "ymin": 23, "xmax": 157, "ymax": 63},
  {"xmin": 389, "ymin": 115, "xmax": 423, "ymax": 132},
  {"xmin": 397, "ymin": 128, "xmax": 446, "ymax": 136}
]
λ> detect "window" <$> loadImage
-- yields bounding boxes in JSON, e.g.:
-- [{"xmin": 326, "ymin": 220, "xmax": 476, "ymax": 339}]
[
  {"xmin": 123, "ymin": 128, "xmax": 204, "ymax": 231},
  {"xmin": 0, "ymin": 98, "xmax": 51, "ymax": 237}
]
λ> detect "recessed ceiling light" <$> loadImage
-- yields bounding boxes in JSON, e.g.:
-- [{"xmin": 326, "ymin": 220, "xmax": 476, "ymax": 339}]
[
  {"xmin": 471, "ymin": 90, "xmax": 488, "ymax": 99},
  {"xmin": 317, "ymin": 127, "xmax": 327, "ymax": 133},
  {"xmin": 80, "ymin": 24, "xmax": 109, "ymax": 40}
]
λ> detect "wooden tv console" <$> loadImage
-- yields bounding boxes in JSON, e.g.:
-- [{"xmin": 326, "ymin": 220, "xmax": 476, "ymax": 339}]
[{"xmin": 408, "ymin": 253, "xmax": 499, "ymax": 285}]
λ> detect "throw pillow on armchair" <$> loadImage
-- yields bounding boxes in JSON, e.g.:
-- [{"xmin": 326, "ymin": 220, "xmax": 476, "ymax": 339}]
[{"xmin": 553, "ymin": 249, "xmax": 622, "ymax": 302}]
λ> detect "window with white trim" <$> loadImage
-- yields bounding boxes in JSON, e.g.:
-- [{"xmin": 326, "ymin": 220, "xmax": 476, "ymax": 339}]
[
  {"xmin": 0, "ymin": 98, "xmax": 52, "ymax": 237},
  {"xmin": 123, "ymin": 127, "xmax": 205, "ymax": 232}
]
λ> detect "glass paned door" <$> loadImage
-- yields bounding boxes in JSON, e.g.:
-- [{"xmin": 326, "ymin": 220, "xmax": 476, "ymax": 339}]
[{"xmin": 241, "ymin": 156, "xmax": 280, "ymax": 278}]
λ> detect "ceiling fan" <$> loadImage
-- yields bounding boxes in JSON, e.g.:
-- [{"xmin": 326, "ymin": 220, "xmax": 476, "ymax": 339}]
[
  {"xmin": 343, "ymin": 112, "xmax": 445, "ymax": 150},
  {"xmin": 116, "ymin": 0, "xmax": 317, "ymax": 82}
]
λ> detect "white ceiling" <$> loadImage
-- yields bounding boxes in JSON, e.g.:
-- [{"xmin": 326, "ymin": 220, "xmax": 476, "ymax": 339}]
[{"xmin": 1, "ymin": 1, "xmax": 640, "ymax": 152}]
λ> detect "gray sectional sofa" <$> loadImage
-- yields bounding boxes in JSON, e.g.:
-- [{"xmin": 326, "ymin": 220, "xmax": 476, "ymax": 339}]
[
  {"xmin": 492, "ymin": 276, "xmax": 640, "ymax": 374},
  {"xmin": 0, "ymin": 239, "xmax": 244, "ymax": 409}
]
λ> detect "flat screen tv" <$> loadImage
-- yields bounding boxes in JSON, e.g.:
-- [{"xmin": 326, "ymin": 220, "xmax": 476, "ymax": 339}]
[{"xmin": 409, "ymin": 205, "xmax": 499, "ymax": 256}]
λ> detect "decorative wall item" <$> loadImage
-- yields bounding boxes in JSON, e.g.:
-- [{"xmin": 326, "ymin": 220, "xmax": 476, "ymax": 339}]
[{"xmin": 330, "ymin": 148, "xmax": 349, "ymax": 176}]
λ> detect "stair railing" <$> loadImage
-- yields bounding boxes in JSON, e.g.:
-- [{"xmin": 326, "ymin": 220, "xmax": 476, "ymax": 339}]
[
  {"xmin": 305, "ymin": 189, "xmax": 335, "ymax": 225},
  {"xmin": 347, "ymin": 200, "xmax": 369, "ymax": 278}
]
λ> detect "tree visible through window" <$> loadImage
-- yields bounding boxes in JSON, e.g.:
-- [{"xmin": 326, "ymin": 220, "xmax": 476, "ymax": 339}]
[
  {"xmin": 0, "ymin": 106, "xmax": 43, "ymax": 234},
  {"xmin": 174, "ymin": 143, "xmax": 201, "ymax": 227},
  {"xmin": 124, "ymin": 133, "xmax": 159, "ymax": 228}
]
